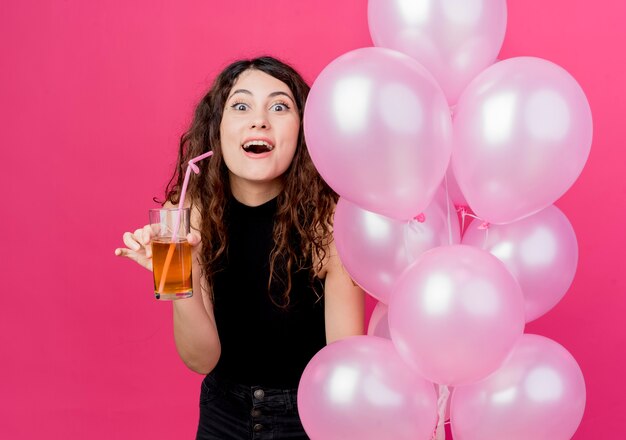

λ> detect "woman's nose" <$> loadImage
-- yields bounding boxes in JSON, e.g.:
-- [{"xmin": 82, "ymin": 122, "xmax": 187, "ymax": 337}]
[{"xmin": 250, "ymin": 111, "xmax": 270, "ymax": 129}]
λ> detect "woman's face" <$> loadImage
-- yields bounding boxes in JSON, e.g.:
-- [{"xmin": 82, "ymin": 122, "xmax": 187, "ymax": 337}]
[{"xmin": 220, "ymin": 69, "xmax": 300, "ymax": 193}]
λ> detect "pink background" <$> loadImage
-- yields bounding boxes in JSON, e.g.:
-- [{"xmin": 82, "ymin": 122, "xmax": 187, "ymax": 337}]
[{"xmin": 1, "ymin": 1, "xmax": 624, "ymax": 438}]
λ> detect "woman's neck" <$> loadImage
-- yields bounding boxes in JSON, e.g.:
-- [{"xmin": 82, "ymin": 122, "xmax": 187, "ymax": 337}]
[{"xmin": 229, "ymin": 174, "xmax": 283, "ymax": 207}]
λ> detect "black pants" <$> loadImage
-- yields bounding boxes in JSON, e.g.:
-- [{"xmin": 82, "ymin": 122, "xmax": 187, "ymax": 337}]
[{"xmin": 196, "ymin": 370, "xmax": 309, "ymax": 440}]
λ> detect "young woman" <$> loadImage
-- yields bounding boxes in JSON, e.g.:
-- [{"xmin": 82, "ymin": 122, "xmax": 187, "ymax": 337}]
[{"xmin": 115, "ymin": 56, "xmax": 365, "ymax": 439}]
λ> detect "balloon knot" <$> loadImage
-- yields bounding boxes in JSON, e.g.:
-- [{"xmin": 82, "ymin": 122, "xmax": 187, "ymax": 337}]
[
  {"xmin": 478, "ymin": 221, "xmax": 490, "ymax": 230},
  {"xmin": 414, "ymin": 213, "xmax": 426, "ymax": 223}
]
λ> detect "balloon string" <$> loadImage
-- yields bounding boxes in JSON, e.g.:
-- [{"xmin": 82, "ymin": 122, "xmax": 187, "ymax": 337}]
[
  {"xmin": 458, "ymin": 209, "xmax": 490, "ymax": 229},
  {"xmin": 403, "ymin": 219, "xmax": 415, "ymax": 266},
  {"xmin": 458, "ymin": 210, "xmax": 489, "ymax": 227},
  {"xmin": 484, "ymin": 225, "xmax": 489, "ymax": 249},
  {"xmin": 458, "ymin": 206, "xmax": 467, "ymax": 235},
  {"xmin": 456, "ymin": 208, "xmax": 490, "ymax": 249},
  {"xmin": 443, "ymin": 174, "xmax": 454, "ymax": 246},
  {"xmin": 432, "ymin": 384, "xmax": 450, "ymax": 440}
]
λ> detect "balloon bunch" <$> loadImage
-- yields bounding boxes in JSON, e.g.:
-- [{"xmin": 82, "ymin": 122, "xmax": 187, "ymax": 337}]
[{"xmin": 298, "ymin": 1, "xmax": 590, "ymax": 439}]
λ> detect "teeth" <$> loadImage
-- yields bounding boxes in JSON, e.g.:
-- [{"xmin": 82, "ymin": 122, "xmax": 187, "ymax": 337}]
[{"xmin": 243, "ymin": 140, "xmax": 274, "ymax": 150}]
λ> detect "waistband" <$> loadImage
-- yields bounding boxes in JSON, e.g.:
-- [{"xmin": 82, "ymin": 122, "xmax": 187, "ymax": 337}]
[{"xmin": 205, "ymin": 369, "xmax": 299, "ymax": 411}]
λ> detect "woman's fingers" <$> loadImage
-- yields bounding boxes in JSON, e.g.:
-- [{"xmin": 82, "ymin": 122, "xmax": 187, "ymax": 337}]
[
  {"xmin": 134, "ymin": 228, "xmax": 145, "ymax": 245},
  {"xmin": 114, "ymin": 247, "xmax": 152, "ymax": 271},
  {"xmin": 115, "ymin": 247, "xmax": 136, "ymax": 259},
  {"xmin": 187, "ymin": 231, "xmax": 202, "ymax": 247},
  {"xmin": 142, "ymin": 224, "xmax": 153, "ymax": 258},
  {"xmin": 123, "ymin": 231, "xmax": 141, "ymax": 251},
  {"xmin": 116, "ymin": 225, "xmax": 154, "ymax": 271}
]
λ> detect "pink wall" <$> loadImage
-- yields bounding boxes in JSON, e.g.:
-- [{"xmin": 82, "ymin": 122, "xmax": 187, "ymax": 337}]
[{"xmin": 1, "ymin": 1, "xmax": 623, "ymax": 438}]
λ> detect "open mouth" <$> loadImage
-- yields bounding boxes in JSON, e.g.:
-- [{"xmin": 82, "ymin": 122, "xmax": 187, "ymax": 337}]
[{"xmin": 242, "ymin": 140, "xmax": 274, "ymax": 154}]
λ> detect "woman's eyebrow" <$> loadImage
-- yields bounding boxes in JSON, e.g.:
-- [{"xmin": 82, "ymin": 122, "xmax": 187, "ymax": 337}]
[
  {"xmin": 268, "ymin": 91, "xmax": 295, "ymax": 101},
  {"xmin": 229, "ymin": 89, "xmax": 251, "ymax": 99},
  {"xmin": 228, "ymin": 89, "xmax": 295, "ymax": 102}
]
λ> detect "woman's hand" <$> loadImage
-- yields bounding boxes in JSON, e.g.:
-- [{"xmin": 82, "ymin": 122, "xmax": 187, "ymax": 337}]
[
  {"xmin": 114, "ymin": 225, "xmax": 155, "ymax": 271},
  {"xmin": 114, "ymin": 225, "xmax": 201, "ymax": 271}
]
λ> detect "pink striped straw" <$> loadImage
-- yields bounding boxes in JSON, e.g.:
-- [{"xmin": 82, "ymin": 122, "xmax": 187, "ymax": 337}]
[
  {"xmin": 158, "ymin": 151, "xmax": 213, "ymax": 294},
  {"xmin": 170, "ymin": 150, "xmax": 214, "ymax": 241}
]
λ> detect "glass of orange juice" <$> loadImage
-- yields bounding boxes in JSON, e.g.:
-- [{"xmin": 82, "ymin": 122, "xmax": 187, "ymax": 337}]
[{"xmin": 148, "ymin": 208, "xmax": 193, "ymax": 300}]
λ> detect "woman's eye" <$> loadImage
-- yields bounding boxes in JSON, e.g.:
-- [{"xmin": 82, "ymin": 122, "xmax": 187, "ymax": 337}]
[
  {"xmin": 231, "ymin": 102, "xmax": 248, "ymax": 111},
  {"xmin": 271, "ymin": 103, "xmax": 290, "ymax": 112}
]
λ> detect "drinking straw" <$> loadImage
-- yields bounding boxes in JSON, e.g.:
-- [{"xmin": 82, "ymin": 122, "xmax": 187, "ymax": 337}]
[{"xmin": 157, "ymin": 151, "xmax": 213, "ymax": 294}]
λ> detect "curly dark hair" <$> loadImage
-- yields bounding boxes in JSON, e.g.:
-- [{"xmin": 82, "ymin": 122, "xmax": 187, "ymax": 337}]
[{"xmin": 158, "ymin": 56, "xmax": 337, "ymax": 307}]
